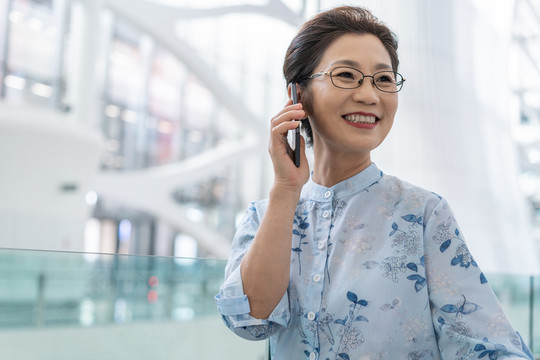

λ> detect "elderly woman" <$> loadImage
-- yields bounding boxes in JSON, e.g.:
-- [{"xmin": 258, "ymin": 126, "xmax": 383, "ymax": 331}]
[{"xmin": 215, "ymin": 6, "xmax": 533, "ymax": 360}]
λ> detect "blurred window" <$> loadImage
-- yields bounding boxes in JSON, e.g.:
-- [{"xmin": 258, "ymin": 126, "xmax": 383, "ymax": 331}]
[{"xmin": 1, "ymin": 0, "xmax": 69, "ymax": 109}]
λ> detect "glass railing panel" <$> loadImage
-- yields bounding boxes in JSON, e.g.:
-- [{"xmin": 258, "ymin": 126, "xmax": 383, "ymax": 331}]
[
  {"xmin": 0, "ymin": 248, "xmax": 267, "ymax": 359},
  {"xmin": 0, "ymin": 249, "xmax": 225, "ymax": 327},
  {"xmin": 488, "ymin": 272, "xmax": 535, "ymax": 354}
]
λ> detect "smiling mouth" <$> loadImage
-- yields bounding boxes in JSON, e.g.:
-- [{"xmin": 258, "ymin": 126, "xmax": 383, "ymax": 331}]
[{"xmin": 343, "ymin": 114, "xmax": 379, "ymax": 124}]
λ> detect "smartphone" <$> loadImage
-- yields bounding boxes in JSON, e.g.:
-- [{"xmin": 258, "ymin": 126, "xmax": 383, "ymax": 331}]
[{"xmin": 287, "ymin": 83, "xmax": 301, "ymax": 167}]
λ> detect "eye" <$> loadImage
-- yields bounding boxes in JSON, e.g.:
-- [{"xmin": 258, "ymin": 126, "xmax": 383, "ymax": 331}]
[
  {"xmin": 376, "ymin": 75, "xmax": 393, "ymax": 83},
  {"xmin": 375, "ymin": 72, "xmax": 396, "ymax": 83},
  {"xmin": 334, "ymin": 71, "xmax": 355, "ymax": 79}
]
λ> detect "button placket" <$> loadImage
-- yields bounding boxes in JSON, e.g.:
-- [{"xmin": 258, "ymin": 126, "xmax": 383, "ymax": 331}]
[{"xmin": 303, "ymin": 195, "xmax": 331, "ymax": 359}]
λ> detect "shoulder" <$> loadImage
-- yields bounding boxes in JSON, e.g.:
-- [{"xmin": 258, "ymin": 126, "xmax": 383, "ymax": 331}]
[
  {"xmin": 379, "ymin": 173, "xmax": 441, "ymax": 200},
  {"xmin": 234, "ymin": 199, "xmax": 269, "ymax": 230},
  {"xmin": 378, "ymin": 173, "xmax": 444, "ymax": 217},
  {"xmin": 245, "ymin": 199, "xmax": 269, "ymax": 218}
]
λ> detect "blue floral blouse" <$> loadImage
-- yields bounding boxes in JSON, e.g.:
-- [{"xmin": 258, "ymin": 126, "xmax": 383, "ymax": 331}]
[{"xmin": 216, "ymin": 163, "xmax": 534, "ymax": 360}]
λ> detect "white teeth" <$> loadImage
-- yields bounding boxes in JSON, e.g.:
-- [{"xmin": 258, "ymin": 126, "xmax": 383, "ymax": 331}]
[{"xmin": 344, "ymin": 114, "xmax": 377, "ymax": 124}]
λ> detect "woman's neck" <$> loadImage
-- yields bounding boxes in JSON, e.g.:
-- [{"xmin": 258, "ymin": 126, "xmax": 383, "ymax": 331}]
[{"xmin": 311, "ymin": 151, "xmax": 372, "ymax": 188}]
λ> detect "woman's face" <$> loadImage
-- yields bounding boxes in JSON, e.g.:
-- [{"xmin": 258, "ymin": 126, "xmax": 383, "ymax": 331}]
[{"xmin": 304, "ymin": 33, "xmax": 398, "ymax": 159}]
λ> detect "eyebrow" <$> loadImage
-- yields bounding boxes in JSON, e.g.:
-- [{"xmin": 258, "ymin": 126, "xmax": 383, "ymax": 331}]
[{"xmin": 330, "ymin": 59, "xmax": 392, "ymax": 71}]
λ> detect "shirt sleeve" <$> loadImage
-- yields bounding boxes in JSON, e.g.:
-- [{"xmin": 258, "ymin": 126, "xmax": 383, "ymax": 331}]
[
  {"xmin": 424, "ymin": 198, "xmax": 534, "ymax": 360},
  {"xmin": 215, "ymin": 201, "xmax": 291, "ymax": 341}
]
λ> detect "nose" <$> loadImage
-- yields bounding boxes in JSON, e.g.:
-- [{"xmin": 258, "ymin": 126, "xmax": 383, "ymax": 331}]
[{"xmin": 352, "ymin": 76, "xmax": 379, "ymax": 104}]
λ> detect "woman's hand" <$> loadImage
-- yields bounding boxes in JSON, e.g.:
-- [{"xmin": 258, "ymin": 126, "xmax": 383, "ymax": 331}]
[{"xmin": 268, "ymin": 100, "xmax": 310, "ymax": 192}]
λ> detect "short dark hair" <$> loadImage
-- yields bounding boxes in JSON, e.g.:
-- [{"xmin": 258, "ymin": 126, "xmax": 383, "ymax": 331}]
[{"xmin": 283, "ymin": 6, "xmax": 399, "ymax": 146}]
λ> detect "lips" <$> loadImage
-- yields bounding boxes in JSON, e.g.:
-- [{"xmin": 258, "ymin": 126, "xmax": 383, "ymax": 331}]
[
  {"xmin": 343, "ymin": 114, "xmax": 377, "ymax": 124},
  {"xmin": 342, "ymin": 112, "xmax": 380, "ymax": 128}
]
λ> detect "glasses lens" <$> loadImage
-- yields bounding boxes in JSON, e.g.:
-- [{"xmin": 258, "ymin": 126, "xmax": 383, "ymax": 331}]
[
  {"xmin": 330, "ymin": 67, "xmax": 363, "ymax": 89},
  {"xmin": 374, "ymin": 71, "xmax": 402, "ymax": 92}
]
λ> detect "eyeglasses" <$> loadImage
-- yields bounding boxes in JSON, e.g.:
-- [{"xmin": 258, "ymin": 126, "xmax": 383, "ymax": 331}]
[{"xmin": 308, "ymin": 66, "xmax": 405, "ymax": 93}]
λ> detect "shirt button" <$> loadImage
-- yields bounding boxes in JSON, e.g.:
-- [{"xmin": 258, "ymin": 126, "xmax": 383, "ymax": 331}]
[
  {"xmin": 313, "ymin": 274, "xmax": 322, "ymax": 282},
  {"xmin": 307, "ymin": 311, "xmax": 316, "ymax": 321},
  {"xmin": 317, "ymin": 241, "xmax": 325, "ymax": 249},
  {"xmin": 324, "ymin": 191, "xmax": 332, "ymax": 198},
  {"xmin": 322, "ymin": 210, "xmax": 330, "ymax": 218},
  {"xmin": 309, "ymin": 352, "xmax": 317, "ymax": 360}
]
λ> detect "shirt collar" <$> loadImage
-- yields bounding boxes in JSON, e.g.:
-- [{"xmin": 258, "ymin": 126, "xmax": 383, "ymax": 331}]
[{"xmin": 301, "ymin": 162, "xmax": 383, "ymax": 202}]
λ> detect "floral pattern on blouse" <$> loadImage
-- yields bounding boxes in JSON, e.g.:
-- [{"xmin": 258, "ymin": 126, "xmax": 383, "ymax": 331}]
[{"xmin": 215, "ymin": 163, "xmax": 533, "ymax": 360}]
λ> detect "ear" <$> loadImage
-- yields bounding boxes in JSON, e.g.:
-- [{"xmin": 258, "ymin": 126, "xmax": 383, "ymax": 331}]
[{"xmin": 287, "ymin": 83, "xmax": 302, "ymax": 103}]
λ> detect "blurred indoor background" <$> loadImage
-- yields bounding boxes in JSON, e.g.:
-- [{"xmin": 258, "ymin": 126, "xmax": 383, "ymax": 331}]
[{"xmin": 1, "ymin": 0, "xmax": 540, "ymax": 358}]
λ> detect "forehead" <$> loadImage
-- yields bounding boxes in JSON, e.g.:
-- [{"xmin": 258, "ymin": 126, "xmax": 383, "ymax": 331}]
[{"xmin": 317, "ymin": 33, "xmax": 392, "ymax": 70}]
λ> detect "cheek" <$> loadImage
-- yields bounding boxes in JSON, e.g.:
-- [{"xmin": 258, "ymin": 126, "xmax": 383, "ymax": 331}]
[
  {"xmin": 393, "ymin": 94, "xmax": 399, "ymax": 110},
  {"xmin": 305, "ymin": 87, "xmax": 337, "ymax": 120},
  {"xmin": 385, "ymin": 96, "xmax": 399, "ymax": 118}
]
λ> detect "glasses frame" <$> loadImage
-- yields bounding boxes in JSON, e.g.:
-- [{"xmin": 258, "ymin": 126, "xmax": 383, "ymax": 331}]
[{"xmin": 308, "ymin": 66, "xmax": 406, "ymax": 93}]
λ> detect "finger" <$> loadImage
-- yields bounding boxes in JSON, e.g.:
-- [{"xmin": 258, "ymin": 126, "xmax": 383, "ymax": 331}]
[
  {"xmin": 269, "ymin": 125, "xmax": 300, "ymax": 157},
  {"xmin": 270, "ymin": 120, "xmax": 300, "ymax": 144},
  {"xmin": 272, "ymin": 102, "xmax": 303, "ymax": 122},
  {"xmin": 271, "ymin": 109, "xmax": 305, "ymax": 129}
]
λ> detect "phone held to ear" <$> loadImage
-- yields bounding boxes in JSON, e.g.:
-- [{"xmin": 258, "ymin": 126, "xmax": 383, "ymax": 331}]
[{"xmin": 287, "ymin": 83, "xmax": 301, "ymax": 167}]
